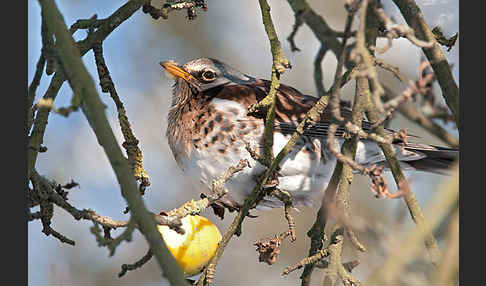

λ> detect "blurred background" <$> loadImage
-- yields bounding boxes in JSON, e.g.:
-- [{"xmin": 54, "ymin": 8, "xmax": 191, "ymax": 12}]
[{"xmin": 28, "ymin": 0, "xmax": 458, "ymax": 285}]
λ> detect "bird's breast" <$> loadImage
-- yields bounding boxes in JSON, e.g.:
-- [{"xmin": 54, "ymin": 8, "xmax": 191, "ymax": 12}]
[
  {"xmin": 173, "ymin": 97, "xmax": 341, "ymax": 207},
  {"xmin": 177, "ymin": 97, "xmax": 265, "ymax": 194}
]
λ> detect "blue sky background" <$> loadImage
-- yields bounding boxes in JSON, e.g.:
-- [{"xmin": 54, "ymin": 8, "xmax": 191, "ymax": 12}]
[{"xmin": 28, "ymin": 1, "xmax": 458, "ymax": 285}]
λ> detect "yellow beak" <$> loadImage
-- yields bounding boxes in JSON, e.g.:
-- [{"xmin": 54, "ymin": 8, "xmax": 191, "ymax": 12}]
[{"xmin": 160, "ymin": 61, "xmax": 196, "ymax": 82}]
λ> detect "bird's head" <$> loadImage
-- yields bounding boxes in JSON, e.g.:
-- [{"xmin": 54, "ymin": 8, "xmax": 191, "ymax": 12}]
[{"xmin": 160, "ymin": 57, "xmax": 255, "ymax": 95}]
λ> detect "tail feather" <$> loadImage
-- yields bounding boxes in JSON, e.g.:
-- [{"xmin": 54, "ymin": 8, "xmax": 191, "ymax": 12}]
[{"xmin": 403, "ymin": 143, "xmax": 458, "ymax": 174}]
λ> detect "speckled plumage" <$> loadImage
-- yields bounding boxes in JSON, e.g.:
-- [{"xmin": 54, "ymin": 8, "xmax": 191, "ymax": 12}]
[{"xmin": 162, "ymin": 58, "xmax": 457, "ymax": 209}]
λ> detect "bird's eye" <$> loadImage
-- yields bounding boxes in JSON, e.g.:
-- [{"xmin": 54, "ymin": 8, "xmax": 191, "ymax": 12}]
[{"xmin": 201, "ymin": 70, "xmax": 216, "ymax": 81}]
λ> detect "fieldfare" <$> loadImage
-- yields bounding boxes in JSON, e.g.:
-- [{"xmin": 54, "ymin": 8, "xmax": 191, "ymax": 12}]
[{"xmin": 160, "ymin": 58, "xmax": 458, "ymax": 210}]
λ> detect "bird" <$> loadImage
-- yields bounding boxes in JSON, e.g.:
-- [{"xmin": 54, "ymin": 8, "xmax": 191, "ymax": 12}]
[{"xmin": 160, "ymin": 57, "xmax": 458, "ymax": 210}]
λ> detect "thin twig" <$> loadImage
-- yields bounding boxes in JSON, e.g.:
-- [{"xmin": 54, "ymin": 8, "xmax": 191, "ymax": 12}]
[
  {"xmin": 371, "ymin": 76, "xmax": 434, "ymax": 129},
  {"xmin": 34, "ymin": 98, "xmax": 79, "ymax": 117},
  {"xmin": 142, "ymin": 1, "xmax": 208, "ymax": 20},
  {"xmin": 328, "ymin": 11, "xmax": 357, "ymax": 122},
  {"xmin": 30, "ymin": 171, "xmax": 76, "ymax": 245},
  {"xmin": 316, "ymin": 259, "xmax": 360, "ymax": 272},
  {"xmin": 41, "ymin": 17, "xmax": 57, "ymax": 75},
  {"xmin": 283, "ymin": 248, "xmax": 330, "ymax": 276},
  {"xmin": 287, "ymin": 10, "xmax": 304, "ymax": 52},
  {"xmin": 69, "ymin": 16, "xmax": 105, "ymax": 34},
  {"xmin": 119, "ymin": 248, "xmax": 154, "ymax": 277},
  {"xmin": 28, "ymin": 51, "xmax": 46, "ymax": 109},
  {"xmin": 28, "ymin": 53, "xmax": 46, "ymax": 134},
  {"xmin": 374, "ymin": 5, "xmax": 433, "ymax": 54},
  {"xmin": 373, "ymin": 57, "xmax": 404, "ymax": 81},
  {"xmin": 314, "ymin": 45, "xmax": 328, "ymax": 98},
  {"xmin": 91, "ymin": 220, "xmax": 136, "ymax": 256},
  {"xmin": 28, "ymin": 73, "xmax": 65, "ymax": 179},
  {"xmin": 165, "ymin": 159, "xmax": 248, "ymax": 220},
  {"xmin": 284, "ymin": 202, "xmax": 297, "ymax": 242},
  {"xmin": 92, "ymin": 41, "xmax": 151, "ymax": 196},
  {"xmin": 354, "ymin": 0, "xmax": 386, "ymax": 114},
  {"xmin": 286, "ymin": 0, "xmax": 344, "ymax": 58},
  {"xmin": 254, "ymin": 0, "xmax": 291, "ymax": 166}
]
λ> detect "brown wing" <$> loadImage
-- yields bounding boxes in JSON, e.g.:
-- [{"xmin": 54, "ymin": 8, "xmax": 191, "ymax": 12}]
[
  {"xmin": 209, "ymin": 79, "xmax": 457, "ymax": 174},
  {"xmin": 210, "ymin": 79, "xmax": 415, "ymax": 142}
]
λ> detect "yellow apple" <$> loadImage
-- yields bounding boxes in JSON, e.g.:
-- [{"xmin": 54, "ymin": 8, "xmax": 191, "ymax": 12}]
[{"xmin": 157, "ymin": 215, "xmax": 222, "ymax": 277}]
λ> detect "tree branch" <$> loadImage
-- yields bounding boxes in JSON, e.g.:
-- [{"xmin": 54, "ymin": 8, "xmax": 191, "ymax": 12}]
[
  {"xmin": 38, "ymin": 0, "xmax": 187, "ymax": 284},
  {"xmin": 28, "ymin": 0, "xmax": 150, "ymax": 180},
  {"xmin": 392, "ymin": 0, "xmax": 459, "ymax": 125},
  {"xmin": 357, "ymin": 0, "xmax": 442, "ymax": 266}
]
